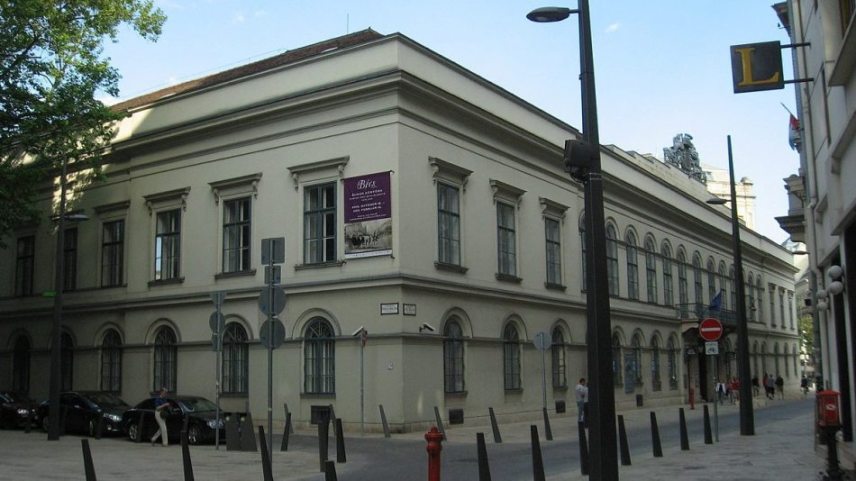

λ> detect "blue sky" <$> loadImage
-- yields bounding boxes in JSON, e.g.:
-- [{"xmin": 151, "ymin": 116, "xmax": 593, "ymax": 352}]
[{"xmin": 103, "ymin": 0, "xmax": 798, "ymax": 243}]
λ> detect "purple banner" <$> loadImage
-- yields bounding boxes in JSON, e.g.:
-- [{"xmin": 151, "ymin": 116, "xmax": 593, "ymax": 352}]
[{"xmin": 344, "ymin": 172, "xmax": 391, "ymax": 223}]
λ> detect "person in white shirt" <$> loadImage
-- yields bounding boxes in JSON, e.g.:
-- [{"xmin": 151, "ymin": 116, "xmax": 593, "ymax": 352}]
[{"xmin": 575, "ymin": 378, "xmax": 588, "ymax": 424}]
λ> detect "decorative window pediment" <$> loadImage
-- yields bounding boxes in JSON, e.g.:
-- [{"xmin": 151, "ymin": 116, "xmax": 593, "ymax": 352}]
[
  {"xmin": 144, "ymin": 187, "xmax": 190, "ymax": 215},
  {"xmin": 490, "ymin": 179, "xmax": 525, "ymax": 208},
  {"xmin": 209, "ymin": 173, "xmax": 262, "ymax": 204},
  {"xmin": 539, "ymin": 197, "xmax": 568, "ymax": 220},
  {"xmin": 288, "ymin": 156, "xmax": 349, "ymax": 190},
  {"xmin": 94, "ymin": 200, "xmax": 131, "ymax": 215},
  {"xmin": 429, "ymin": 157, "xmax": 472, "ymax": 190}
]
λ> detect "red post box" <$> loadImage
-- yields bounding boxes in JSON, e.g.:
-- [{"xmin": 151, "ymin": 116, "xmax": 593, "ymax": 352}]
[{"xmin": 817, "ymin": 390, "xmax": 841, "ymax": 427}]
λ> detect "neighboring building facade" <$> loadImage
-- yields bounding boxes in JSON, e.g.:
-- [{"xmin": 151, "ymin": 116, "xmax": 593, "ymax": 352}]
[
  {"xmin": 704, "ymin": 165, "xmax": 757, "ymax": 230},
  {"xmin": 0, "ymin": 31, "xmax": 799, "ymax": 432},
  {"xmin": 776, "ymin": 0, "xmax": 856, "ymax": 462}
]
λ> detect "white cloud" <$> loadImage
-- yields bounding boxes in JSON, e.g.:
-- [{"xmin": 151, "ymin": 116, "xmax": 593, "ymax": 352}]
[
  {"xmin": 605, "ymin": 22, "xmax": 620, "ymax": 33},
  {"xmin": 254, "ymin": 10, "xmax": 267, "ymax": 18},
  {"xmin": 234, "ymin": 12, "xmax": 246, "ymax": 23}
]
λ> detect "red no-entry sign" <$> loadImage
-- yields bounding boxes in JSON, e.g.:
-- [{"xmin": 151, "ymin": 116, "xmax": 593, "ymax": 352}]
[{"xmin": 698, "ymin": 318, "xmax": 723, "ymax": 341}]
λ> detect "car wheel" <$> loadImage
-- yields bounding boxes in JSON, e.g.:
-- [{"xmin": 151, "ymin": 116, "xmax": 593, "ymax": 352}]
[
  {"xmin": 41, "ymin": 416, "xmax": 50, "ymax": 432},
  {"xmin": 128, "ymin": 423, "xmax": 140, "ymax": 442},
  {"xmin": 187, "ymin": 425, "xmax": 201, "ymax": 445}
]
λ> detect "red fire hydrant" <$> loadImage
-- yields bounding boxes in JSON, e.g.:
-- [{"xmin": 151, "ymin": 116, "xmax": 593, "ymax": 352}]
[{"xmin": 425, "ymin": 426, "xmax": 444, "ymax": 481}]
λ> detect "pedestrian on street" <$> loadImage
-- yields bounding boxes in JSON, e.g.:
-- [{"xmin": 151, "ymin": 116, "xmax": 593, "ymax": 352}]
[
  {"xmin": 575, "ymin": 378, "xmax": 588, "ymax": 425},
  {"xmin": 752, "ymin": 375, "xmax": 760, "ymax": 397},
  {"xmin": 729, "ymin": 377, "xmax": 739, "ymax": 403},
  {"xmin": 765, "ymin": 374, "xmax": 775, "ymax": 399},
  {"xmin": 800, "ymin": 376, "xmax": 809, "ymax": 397},
  {"xmin": 151, "ymin": 387, "xmax": 171, "ymax": 447},
  {"xmin": 775, "ymin": 374, "xmax": 784, "ymax": 399}
]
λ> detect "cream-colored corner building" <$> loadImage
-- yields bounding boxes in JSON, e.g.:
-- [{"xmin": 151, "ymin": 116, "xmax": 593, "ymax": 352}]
[{"xmin": 0, "ymin": 30, "xmax": 799, "ymax": 432}]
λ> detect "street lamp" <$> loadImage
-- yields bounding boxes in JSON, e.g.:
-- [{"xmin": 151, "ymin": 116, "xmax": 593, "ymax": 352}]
[
  {"xmin": 706, "ymin": 135, "xmax": 754, "ymax": 436},
  {"xmin": 528, "ymin": 3, "xmax": 617, "ymax": 480}
]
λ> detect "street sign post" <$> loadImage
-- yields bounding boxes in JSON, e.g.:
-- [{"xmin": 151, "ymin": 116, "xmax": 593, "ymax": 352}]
[
  {"xmin": 699, "ymin": 317, "xmax": 723, "ymax": 443},
  {"xmin": 260, "ymin": 237, "xmax": 285, "ymax": 462},
  {"xmin": 535, "ymin": 332, "xmax": 549, "ymax": 410},
  {"xmin": 208, "ymin": 290, "xmax": 227, "ymax": 450}
]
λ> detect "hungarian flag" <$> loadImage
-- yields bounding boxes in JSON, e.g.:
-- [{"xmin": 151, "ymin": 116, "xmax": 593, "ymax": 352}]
[{"xmin": 788, "ymin": 113, "xmax": 801, "ymax": 151}]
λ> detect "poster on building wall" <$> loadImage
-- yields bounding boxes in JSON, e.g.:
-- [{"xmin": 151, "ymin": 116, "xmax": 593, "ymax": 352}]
[{"xmin": 344, "ymin": 171, "xmax": 392, "ymax": 259}]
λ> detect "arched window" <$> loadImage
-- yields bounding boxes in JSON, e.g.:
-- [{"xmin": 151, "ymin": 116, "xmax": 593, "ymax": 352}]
[
  {"xmin": 61, "ymin": 332, "xmax": 74, "ymax": 391},
  {"xmin": 223, "ymin": 323, "xmax": 249, "ymax": 394},
  {"xmin": 661, "ymin": 243, "xmax": 673, "ymax": 306},
  {"xmin": 718, "ymin": 261, "xmax": 728, "ymax": 310},
  {"xmin": 606, "ymin": 224, "xmax": 619, "ymax": 296},
  {"xmin": 579, "ymin": 215, "xmax": 587, "ymax": 292},
  {"xmin": 667, "ymin": 336, "xmax": 678, "ymax": 390},
  {"xmin": 757, "ymin": 277, "xmax": 765, "ymax": 323},
  {"xmin": 551, "ymin": 327, "xmax": 567, "ymax": 388},
  {"xmin": 443, "ymin": 319, "xmax": 465, "ymax": 393},
  {"xmin": 707, "ymin": 258, "xmax": 717, "ymax": 303},
  {"xmin": 651, "ymin": 336, "xmax": 661, "ymax": 391},
  {"xmin": 503, "ymin": 324, "xmax": 521, "ymax": 390},
  {"xmin": 677, "ymin": 251, "xmax": 688, "ymax": 315},
  {"xmin": 645, "ymin": 237, "xmax": 658, "ymax": 304},
  {"xmin": 612, "ymin": 334, "xmax": 622, "ymax": 386},
  {"xmin": 12, "ymin": 336, "xmax": 30, "ymax": 394},
  {"xmin": 747, "ymin": 274, "xmax": 756, "ymax": 322},
  {"xmin": 626, "ymin": 231, "xmax": 639, "ymax": 300},
  {"xmin": 692, "ymin": 253, "xmax": 703, "ymax": 306},
  {"xmin": 100, "ymin": 329, "xmax": 122, "ymax": 392},
  {"xmin": 729, "ymin": 265, "xmax": 736, "ymax": 311},
  {"xmin": 304, "ymin": 318, "xmax": 335, "ymax": 394},
  {"xmin": 153, "ymin": 326, "xmax": 177, "ymax": 392},
  {"xmin": 631, "ymin": 334, "xmax": 643, "ymax": 387}
]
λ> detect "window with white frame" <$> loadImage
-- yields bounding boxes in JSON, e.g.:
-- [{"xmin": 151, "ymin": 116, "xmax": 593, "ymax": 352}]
[
  {"xmin": 779, "ymin": 288, "xmax": 785, "ymax": 329},
  {"xmin": 541, "ymin": 197, "xmax": 567, "ymax": 288},
  {"xmin": 503, "ymin": 324, "xmax": 521, "ymax": 390},
  {"xmin": 662, "ymin": 243, "xmax": 673, "ymax": 306},
  {"xmin": 437, "ymin": 182, "xmax": 461, "ymax": 266},
  {"xmin": 15, "ymin": 235, "xmax": 35, "ymax": 296},
  {"xmin": 304, "ymin": 183, "xmax": 337, "ymax": 264},
  {"xmin": 551, "ymin": 327, "xmax": 567, "ymax": 388},
  {"xmin": 443, "ymin": 319, "xmax": 465, "ymax": 393},
  {"xmin": 153, "ymin": 326, "xmax": 177, "ymax": 392},
  {"xmin": 304, "ymin": 318, "xmax": 335, "ymax": 394},
  {"xmin": 223, "ymin": 323, "xmax": 248, "ymax": 394},
  {"xmin": 706, "ymin": 258, "xmax": 716, "ymax": 304},
  {"xmin": 222, "ymin": 198, "xmax": 251, "ymax": 273},
  {"xmin": 606, "ymin": 224, "xmax": 619, "ymax": 296},
  {"xmin": 100, "ymin": 329, "xmax": 122, "ymax": 392},
  {"xmin": 677, "ymin": 251, "xmax": 689, "ymax": 313},
  {"xmin": 491, "ymin": 179, "xmax": 524, "ymax": 281},
  {"xmin": 692, "ymin": 253, "xmax": 703, "ymax": 305},
  {"xmin": 667, "ymin": 336, "xmax": 678, "ymax": 390},
  {"xmin": 770, "ymin": 283, "xmax": 777, "ymax": 326},
  {"xmin": 101, "ymin": 220, "xmax": 125, "ymax": 287},
  {"xmin": 154, "ymin": 210, "xmax": 181, "ymax": 281},
  {"xmin": 645, "ymin": 237, "xmax": 657, "ymax": 304},
  {"xmin": 651, "ymin": 337, "xmax": 661, "ymax": 391}
]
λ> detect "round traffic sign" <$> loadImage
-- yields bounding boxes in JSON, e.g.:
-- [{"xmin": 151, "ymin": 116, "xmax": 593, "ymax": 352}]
[
  {"xmin": 209, "ymin": 311, "xmax": 225, "ymax": 333},
  {"xmin": 260, "ymin": 318, "xmax": 285, "ymax": 349},
  {"xmin": 258, "ymin": 287, "xmax": 286, "ymax": 316},
  {"xmin": 698, "ymin": 318, "xmax": 723, "ymax": 341}
]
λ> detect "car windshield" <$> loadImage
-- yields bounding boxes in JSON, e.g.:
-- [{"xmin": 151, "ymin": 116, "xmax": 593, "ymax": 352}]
[
  {"xmin": 85, "ymin": 393, "xmax": 127, "ymax": 408},
  {"xmin": 176, "ymin": 398, "xmax": 217, "ymax": 413}
]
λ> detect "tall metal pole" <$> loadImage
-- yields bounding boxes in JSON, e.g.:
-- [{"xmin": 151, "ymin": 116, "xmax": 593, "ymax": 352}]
[
  {"xmin": 360, "ymin": 337, "xmax": 365, "ymax": 435},
  {"xmin": 267, "ymin": 269, "xmax": 274, "ymax": 459},
  {"xmin": 215, "ymin": 301, "xmax": 222, "ymax": 450},
  {"xmin": 578, "ymin": 1, "xmax": 618, "ymax": 478},
  {"xmin": 48, "ymin": 158, "xmax": 68, "ymax": 441},
  {"xmin": 728, "ymin": 135, "xmax": 755, "ymax": 436}
]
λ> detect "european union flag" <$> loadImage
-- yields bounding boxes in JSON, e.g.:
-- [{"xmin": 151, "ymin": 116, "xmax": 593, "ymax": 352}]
[{"xmin": 709, "ymin": 290, "xmax": 723, "ymax": 312}]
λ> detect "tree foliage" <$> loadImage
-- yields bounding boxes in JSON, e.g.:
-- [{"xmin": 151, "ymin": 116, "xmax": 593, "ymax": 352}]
[{"xmin": 0, "ymin": 0, "xmax": 165, "ymax": 243}]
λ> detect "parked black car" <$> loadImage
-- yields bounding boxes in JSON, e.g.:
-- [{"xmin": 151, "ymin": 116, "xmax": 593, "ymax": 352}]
[
  {"xmin": 121, "ymin": 395, "xmax": 225, "ymax": 445},
  {"xmin": 0, "ymin": 391, "xmax": 38, "ymax": 429},
  {"xmin": 37, "ymin": 391, "xmax": 129, "ymax": 436}
]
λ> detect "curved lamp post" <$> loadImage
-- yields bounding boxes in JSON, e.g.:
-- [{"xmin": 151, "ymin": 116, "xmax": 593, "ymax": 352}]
[{"xmin": 528, "ymin": 3, "xmax": 617, "ymax": 480}]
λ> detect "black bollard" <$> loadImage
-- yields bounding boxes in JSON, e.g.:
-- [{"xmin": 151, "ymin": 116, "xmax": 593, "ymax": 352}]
[
  {"xmin": 136, "ymin": 411, "xmax": 146, "ymax": 443},
  {"xmin": 239, "ymin": 412, "xmax": 258, "ymax": 452},
  {"xmin": 433, "ymin": 406, "xmax": 447, "ymax": 440},
  {"xmin": 182, "ymin": 415, "xmax": 190, "ymax": 435},
  {"xmin": 618, "ymin": 414, "xmax": 631, "ymax": 466},
  {"xmin": 530, "ymin": 425, "xmax": 545, "ymax": 481},
  {"xmin": 81, "ymin": 439, "xmax": 97, "ymax": 481},
  {"xmin": 284, "ymin": 403, "xmax": 294, "ymax": 434},
  {"xmin": 650, "ymin": 412, "xmax": 663, "ymax": 458},
  {"xmin": 318, "ymin": 419, "xmax": 329, "ymax": 472},
  {"xmin": 578, "ymin": 421, "xmax": 590, "ymax": 476},
  {"xmin": 334, "ymin": 418, "xmax": 346, "ymax": 463},
  {"xmin": 488, "ymin": 407, "xmax": 502, "ymax": 443},
  {"xmin": 258, "ymin": 425, "xmax": 273, "ymax": 481},
  {"xmin": 542, "ymin": 407, "xmax": 553, "ymax": 441},
  {"xmin": 324, "ymin": 460, "xmax": 338, "ymax": 481},
  {"xmin": 95, "ymin": 415, "xmax": 105, "ymax": 440},
  {"xmin": 679, "ymin": 408, "xmax": 690, "ymax": 450},
  {"xmin": 703, "ymin": 405, "xmax": 713, "ymax": 445},
  {"xmin": 180, "ymin": 430, "xmax": 195, "ymax": 481},
  {"xmin": 379, "ymin": 404, "xmax": 391, "ymax": 438},
  {"xmin": 280, "ymin": 412, "xmax": 291, "ymax": 451},
  {"xmin": 476, "ymin": 432, "xmax": 492, "ymax": 481}
]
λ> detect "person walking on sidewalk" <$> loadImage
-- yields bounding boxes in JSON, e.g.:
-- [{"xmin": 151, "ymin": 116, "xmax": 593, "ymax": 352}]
[
  {"xmin": 575, "ymin": 378, "xmax": 588, "ymax": 425},
  {"xmin": 775, "ymin": 374, "xmax": 784, "ymax": 400},
  {"xmin": 765, "ymin": 374, "xmax": 775, "ymax": 400},
  {"xmin": 150, "ymin": 387, "xmax": 171, "ymax": 447}
]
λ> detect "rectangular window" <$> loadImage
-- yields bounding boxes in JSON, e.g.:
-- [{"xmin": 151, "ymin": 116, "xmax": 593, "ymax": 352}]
[
  {"xmin": 769, "ymin": 284, "xmax": 776, "ymax": 326},
  {"xmin": 545, "ymin": 218, "xmax": 561, "ymax": 285},
  {"xmin": 437, "ymin": 183, "xmax": 461, "ymax": 265},
  {"xmin": 788, "ymin": 293, "xmax": 795, "ymax": 329},
  {"xmin": 154, "ymin": 209, "xmax": 181, "ymax": 280},
  {"xmin": 304, "ymin": 183, "xmax": 336, "ymax": 264},
  {"xmin": 663, "ymin": 257, "xmax": 673, "ymax": 306},
  {"xmin": 646, "ymin": 250, "xmax": 657, "ymax": 304},
  {"xmin": 496, "ymin": 202, "xmax": 516, "ymax": 277},
  {"xmin": 101, "ymin": 220, "xmax": 124, "ymax": 287},
  {"xmin": 63, "ymin": 228, "xmax": 77, "ymax": 291},
  {"xmin": 15, "ymin": 236, "xmax": 35, "ymax": 296},
  {"xmin": 779, "ymin": 290, "xmax": 785, "ymax": 329},
  {"xmin": 223, "ymin": 197, "xmax": 251, "ymax": 273}
]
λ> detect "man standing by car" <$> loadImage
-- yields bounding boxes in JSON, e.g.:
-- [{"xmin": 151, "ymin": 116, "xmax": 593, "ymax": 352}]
[
  {"xmin": 150, "ymin": 388, "xmax": 170, "ymax": 447},
  {"xmin": 575, "ymin": 378, "xmax": 588, "ymax": 425}
]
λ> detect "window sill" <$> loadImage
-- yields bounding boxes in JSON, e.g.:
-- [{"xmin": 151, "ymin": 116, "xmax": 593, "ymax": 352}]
[
  {"xmin": 435, "ymin": 261, "xmax": 468, "ymax": 274},
  {"xmin": 544, "ymin": 282, "xmax": 566, "ymax": 292},
  {"xmin": 295, "ymin": 261, "xmax": 345, "ymax": 271},
  {"xmin": 495, "ymin": 273, "xmax": 522, "ymax": 284},
  {"xmin": 444, "ymin": 390, "xmax": 467, "ymax": 398},
  {"xmin": 148, "ymin": 277, "xmax": 185, "ymax": 287},
  {"xmin": 215, "ymin": 269, "xmax": 256, "ymax": 280},
  {"xmin": 300, "ymin": 392, "xmax": 336, "ymax": 399}
]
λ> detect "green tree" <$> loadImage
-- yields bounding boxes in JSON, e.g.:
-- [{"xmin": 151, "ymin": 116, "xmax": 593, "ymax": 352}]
[
  {"xmin": 798, "ymin": 312, "xmax": 814, "ymax": 358},
  {"xmin": 0, "ymin": 0, "xmax": 165, "ymax": 244}
]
